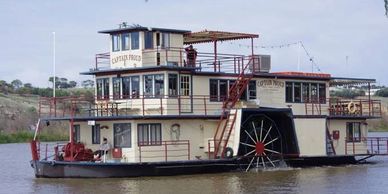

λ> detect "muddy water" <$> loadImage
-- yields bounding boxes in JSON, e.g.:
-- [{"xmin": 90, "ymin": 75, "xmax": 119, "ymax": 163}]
[{"xmin": 1, "ymin": 133, "xmax": 388, "ymax": 194}]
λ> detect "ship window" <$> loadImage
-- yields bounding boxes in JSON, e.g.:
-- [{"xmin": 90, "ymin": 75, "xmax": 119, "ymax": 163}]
[
  {"xmin": 114, "ymin": 123, "xmax": 132, "ymax": 148},
  {"xmin": 294, "ymin": 83, "xmax": 301, "ymax": 103},
  {"xmin": 210, "ymin": 79, "xmax": 256, "ymax": 102},
  {"xmin": 286, "ymin": 82, "xmax": 293, "ymax": 103},
  {"xmin": 180, "ymin": 75, "xmax": 190, "ymax": 96},
  {"xmin": 112, "ymin": 34, "xmax": 120, "ymax": 52},
  {"xmin": 113, "ymin": 77, "xmax": 121, "ymax": 99},
  {"xmin": 73, "ymin": 125, "xmax": 80, "ymax": 143},
  {"xmin": 92, "ymin": 124, "xmax": 100, "ymax": 144},
  {"xmin": 346, "ymin": 122, "xmax": 361, "ymax": 142},
  {"xmin": 155, "ymin": 74, "xmax": 164, "ymax": 97},
  {"xmin": 131, "ymin": 76, "xmax": 140, "ymax": 98},
  {"xmin": 144, "ymin": 31, "xmax": 153, "ymax": 49},
  {"xmin": 144, "ymin": 75, "xmax": 154, "ymax": 97},
  {"xmin": 168, "ymin": 74, "xmax": 178, "ymax": 97},
  {"xmin": 144, "ymin": 74, "xmax": 164, "ymax": 98},
  {"xmin": 311, "ymin": 83, "xmax": 318, "ymax": 102},
  {"xmin": 302, "ymin": 83, "xmax": 310, "ymax": 102},
  {"xmin": 210, "ymin": 79, "xmax": 218, "ymax": 101},
  {"xmin": 122, "ymin": 33, "xmax": 130, "ymax": 51},
  {"xmin": 161, "ymin": 33, "xmax": 170, "ymax": 48},
  {"xmin": 286, "ymin": 81, "xmax": 326, "ymax": 104},
  {"xmin": 96, "ymin": 78, "xmax": 110, "ymax": 100},
  {"xmin": 138, "ymin": 123, "xmax": 162, "ymax": 146},
  {"xmin": 248, "ymin": 81, "xmax": 257, "ymax": 100},
  {"xmin": 319, "ymin": 83, "xmax": 326, "ymax": 103},
  {"xmin": 131, "ymin": 32, "xmax": 139, "ymax": 50}
]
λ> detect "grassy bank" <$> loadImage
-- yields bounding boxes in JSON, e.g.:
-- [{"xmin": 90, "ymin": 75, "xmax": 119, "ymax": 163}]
[{"xmin": 0, "ymin": 131, "xmax": 68, "ymax": 144}]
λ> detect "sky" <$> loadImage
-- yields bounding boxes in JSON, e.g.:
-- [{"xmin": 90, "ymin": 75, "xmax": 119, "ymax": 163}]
[{"xmin": 0, "ymin": 0, "xmax": 387, "ymax": 87}]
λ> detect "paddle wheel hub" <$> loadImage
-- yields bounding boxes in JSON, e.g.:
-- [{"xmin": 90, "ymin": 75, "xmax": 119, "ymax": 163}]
[{"xmin": 255, "ymin": 142, "xmax": 265, "ymax": 155}]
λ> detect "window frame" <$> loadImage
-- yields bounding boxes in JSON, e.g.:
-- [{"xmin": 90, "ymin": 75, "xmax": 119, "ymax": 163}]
[
  {"xmin": 285, "ymin": 81, "xmax": 326, "ymax": 104},
  {"xmin": 144, "ymin": 31, "xmax": 154, "ymax": 49},
  {"xmin": 112, "ymin": 34, "xmax": 120, "ymax": 52},
  {"xmin": 113, "ymin": 123, "xmax": 132, "ymax": 148},
  {"xmin": 168, "ymin": 74, "xmax": 178, "ymax": 97},
  {"xmin": 143, "ymin": 74, "xmax": 164, "ymax": 98},
  {"xmin": 131, "ymin": 32, "xmax": 140, "ymax": 50},
  {"xmin": 92, "ymin": 124, "xmax": 100, "ymax": 144},
  {"xmin": 73, "ymin": 125, "xmax": 80, "ymax": 143},
  {"xmin": 137, "ymin": 123, "xmax": 162, "ymax": 146},
  {"xmin": 346, "ymin": 122, "xmax": 362, "ymax": 142},
  {"xmin": 96, "ymin": 78, "xmax": 110, "ymax": 100},
  {"xmin": 121, "ymin": 33, "xmax": 130, "ymax": 51}
]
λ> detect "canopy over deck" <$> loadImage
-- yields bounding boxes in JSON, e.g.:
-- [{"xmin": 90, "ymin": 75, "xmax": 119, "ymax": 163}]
[
  {"xmin": 183, "ymin": 30, "xmax": 259, "ymax": 45},
  {"xmin": 329, "ymin": 77, "xmax": 376, "ymax": 87}
]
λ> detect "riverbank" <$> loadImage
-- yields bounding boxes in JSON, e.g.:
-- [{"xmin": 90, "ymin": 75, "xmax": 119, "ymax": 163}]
[{"xmin": 0, "ymin": 131, "xmax": 68, "ymax": 144}]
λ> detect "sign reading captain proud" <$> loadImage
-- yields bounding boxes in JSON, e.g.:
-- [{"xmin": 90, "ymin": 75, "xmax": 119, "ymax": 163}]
[
  {"xmin": 257, "ymin": 79, "xmax": 285, "ymax": 88},
  {"xmin": 110, "ymin": 50, "xmax": 142, "ymax": 68}
]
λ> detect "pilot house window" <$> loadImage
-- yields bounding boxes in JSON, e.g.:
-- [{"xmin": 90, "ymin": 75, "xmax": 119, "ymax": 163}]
[
  {"xmin": 131, "ymin": 32, "xmax": 139, "ymax": 50},
  {"xmin": 122, "ymin": 33, "xmax": 130, "ymax": 51},
  {"xmin": 112, "ymin": 34, "xmax": 120, "ymax": 52},
  {"xmin": 144, "ymin": 31, "xmax": 153, "ymax": 49}
]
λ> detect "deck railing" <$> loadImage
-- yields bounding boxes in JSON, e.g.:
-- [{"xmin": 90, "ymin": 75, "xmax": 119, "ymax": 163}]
[
  {"xmin": 138, "ymin": 140, "xmax": 190, "ymax": 162},
  {"xmin": 38, "ymin": 95, "xmax": 236, "ymax": 118},
  {"xmin": 304, "ymin": 97, "xmax": 381, "ymax": 117},
  {"xmin": 94, "ymin": 47, "xmax": 255, "ymax": 74},
  {"xmin": 345, "ymin": 137, "xmax": 388, "ymax": 155}
]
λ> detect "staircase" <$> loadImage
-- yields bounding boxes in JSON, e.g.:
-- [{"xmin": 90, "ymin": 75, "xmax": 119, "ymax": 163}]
[
  {"xmin": 213, "ymin": 57, "xmax": 255, "ymax": 158},
  {"xmin": 326, "ymin": 122, "xmax": 336, "ymax": 156}
]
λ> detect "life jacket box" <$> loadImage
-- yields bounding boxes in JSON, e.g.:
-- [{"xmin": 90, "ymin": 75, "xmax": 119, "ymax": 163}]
[
  {"xmin": 112, "ymin": 148, "xmax": 122, "ymax": 158},
  {"xmin": 333, "ymin": 130, "xmax": 340, "ymax": 140}
]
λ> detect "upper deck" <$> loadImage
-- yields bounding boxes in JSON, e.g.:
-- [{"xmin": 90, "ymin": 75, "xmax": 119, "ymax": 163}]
[{"xmin": 39, "ymin": 25, "xmax": 382, "ymax": 120}]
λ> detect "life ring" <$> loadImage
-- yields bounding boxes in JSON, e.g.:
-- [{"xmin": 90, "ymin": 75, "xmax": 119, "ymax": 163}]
[
  {"xmin": 224, "ymin": 147, "xmax": 234, "ymax": 158},
  {"xmin": 347, "ymin": 101, "xmax": 357, "ymax": 114}
]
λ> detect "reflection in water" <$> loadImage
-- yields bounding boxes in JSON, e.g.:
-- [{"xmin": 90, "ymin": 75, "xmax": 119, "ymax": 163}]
[{"xmin": 1, "ymin": 142, "xmax": 388, "ymax": 194}]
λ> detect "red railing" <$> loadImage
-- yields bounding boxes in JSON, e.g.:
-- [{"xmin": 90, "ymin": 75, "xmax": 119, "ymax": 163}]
[
  {"xmin": 94, "ymin": 47, "xmax": 255, "ymax": 74},
  {"xmin": 138, "ymin": 140, "xmax": 190, "ymax": 162},
  {"xmin": 38, "ymin": 95, "xmax": 228, "ymax": 118},
  {"xmin": 304, "ymin": 97, "xmax": 381, "ymax": 117},
  {"xmin": 345, "ymin": 137, "xmax": 388, "ymax": 155}
]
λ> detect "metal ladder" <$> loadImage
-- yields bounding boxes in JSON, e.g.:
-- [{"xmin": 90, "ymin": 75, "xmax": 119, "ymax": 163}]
[{"xmin": 213, "ymin": 57, "xmax": 254, "ymax": 158}]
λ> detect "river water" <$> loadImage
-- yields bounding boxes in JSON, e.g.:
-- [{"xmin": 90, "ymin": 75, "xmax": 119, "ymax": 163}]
[{"xmin": 1, "ymin": 134, "xmax": 388, "ymax": 194}]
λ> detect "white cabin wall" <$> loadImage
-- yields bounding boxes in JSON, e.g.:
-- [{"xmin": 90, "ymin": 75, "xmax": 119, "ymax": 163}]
[
  {"xmin": 294, "ymin": 118, "xmax": 327, "ymax": 156},
  {"xmin": 327, "ymin": 119, "xmax": 368, "ymax": 155}
]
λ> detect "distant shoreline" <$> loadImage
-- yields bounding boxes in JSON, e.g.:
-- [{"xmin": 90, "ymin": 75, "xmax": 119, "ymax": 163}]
[{"xmin": 0, "ymin": 131, "xmax": 68, "ymax": 144}]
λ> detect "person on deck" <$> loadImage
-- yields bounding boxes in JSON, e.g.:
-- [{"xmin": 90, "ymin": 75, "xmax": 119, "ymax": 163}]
[
  {"xmin": 94, "ymin": 137, "xmax": 111, "ymax": 160},
  {"xmin": 185, "ymin": 45, "xmax": 197, "ymax": 67}
]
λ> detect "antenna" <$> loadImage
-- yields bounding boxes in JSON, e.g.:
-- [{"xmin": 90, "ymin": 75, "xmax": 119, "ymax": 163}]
[{"xmin": 52, "ymin": 32, "xmax": 56, "ymax": 98}]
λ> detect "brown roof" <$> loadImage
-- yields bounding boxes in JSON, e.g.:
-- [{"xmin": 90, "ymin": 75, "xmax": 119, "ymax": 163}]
[{"xmin": 183, "ymin": 30, "xmax": 259, "ymax": 44}]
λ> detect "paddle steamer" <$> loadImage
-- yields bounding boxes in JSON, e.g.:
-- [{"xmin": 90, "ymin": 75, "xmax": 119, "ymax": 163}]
[{"xmin": 30, "ymin": 24, "xmax": 386, "ymax": 178}]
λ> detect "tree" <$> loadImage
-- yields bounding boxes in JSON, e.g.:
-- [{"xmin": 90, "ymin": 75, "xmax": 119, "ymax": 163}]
[
  {"xmin": 385, "ymin": 0, "xmax": 388, "ymax": 17},
  {"xmin": 23, "ymin": 83, "xmax": 33, "ymax": 88},
  {"xmin": 68, "ymin": 81, "xmax": 77, "ymax": 88},
  {"xmin": 82, "ymin": 80, "xmax": 94, "ymax": 88},
  {"xmin": 11, "ymin": 79, "xmax": 23, "ymax": 90}
]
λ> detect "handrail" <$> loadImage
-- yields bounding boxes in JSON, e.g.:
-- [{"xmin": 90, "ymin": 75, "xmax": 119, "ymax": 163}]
[
  {"xmin": 345, "ymin": 137, "xmax": 388, "ymax": 155},
  {"xmin": 138, "ymin": 140, "xmax": 190, "ymax": 162},
  {"xmin": 94, "ymin": 47, "xmax": 256, "ymax": 74}
]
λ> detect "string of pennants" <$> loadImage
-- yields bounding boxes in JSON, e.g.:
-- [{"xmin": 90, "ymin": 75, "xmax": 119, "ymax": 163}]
[{"xmin": 224, "ymin": 40, "xmax": 322, "ymax": 72}]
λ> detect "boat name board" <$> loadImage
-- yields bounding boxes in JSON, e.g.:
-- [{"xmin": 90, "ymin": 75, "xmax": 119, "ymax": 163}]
[
  {"xmin": 111, "ymin": 54, "xmax": 142, "ymax": 65},
  {"xmin": 257, "ymin": 79, "xmax": 285, "ymax": 88}
]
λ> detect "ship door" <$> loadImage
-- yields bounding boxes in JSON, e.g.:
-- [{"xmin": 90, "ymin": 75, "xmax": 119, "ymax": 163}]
[{"xmin": 179, "ymin": 74, "xmax": 192, "ymax": 113}]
